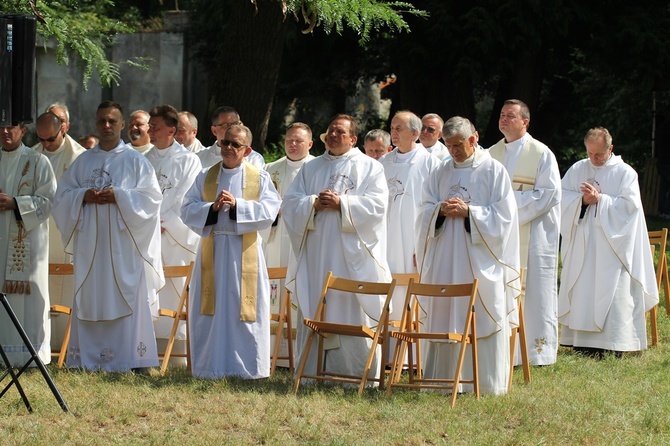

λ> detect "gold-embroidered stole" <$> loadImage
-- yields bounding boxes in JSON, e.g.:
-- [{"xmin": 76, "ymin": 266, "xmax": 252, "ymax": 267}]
[{"xmin": 201, "ymin": 162, "xmax": 261, "ymax": 321}]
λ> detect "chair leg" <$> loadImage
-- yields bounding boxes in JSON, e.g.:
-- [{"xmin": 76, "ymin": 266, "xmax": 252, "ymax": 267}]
[
  {"xmin": 286, "ymin": 299, "xmax": 294, "ymax": 373},
  {"xmin": 517, "ymin": 304, "xmax": 531, "ymax": 384},
  {"xmin": 649, "ymin": 305, "xmax": 659, "ymax": 347},
  {"xmin": 160, "ymin": 312, "xmax": 182, "ymax": 376},
  {"xmin": 508, "ymin": 328, "xmax": 518, "ymax": 392},
  {"xmin": 663, "ymin": 256, "xmax": 670, "ymax": 316},
  {"xmin": 294, "ymin": 330, "xmax": 316, "ymax": 393},
  {"xmin": 270, "ymin": 313, "xmax": 285, "ymax": 376},
  {"xmin": 57, "ymin": 313, "xmax": 72, "ymax": 369}
]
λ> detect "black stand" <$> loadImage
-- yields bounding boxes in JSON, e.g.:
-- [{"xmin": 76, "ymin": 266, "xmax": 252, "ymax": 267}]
[{"xmin": 0, "ymin": 293, "xmax": 69, "ymax": 412}]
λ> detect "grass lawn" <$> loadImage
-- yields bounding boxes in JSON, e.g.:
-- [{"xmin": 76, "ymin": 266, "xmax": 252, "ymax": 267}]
[{"xmin": 1, "ymin": 220, "xmax": 669, "ymax": 445}]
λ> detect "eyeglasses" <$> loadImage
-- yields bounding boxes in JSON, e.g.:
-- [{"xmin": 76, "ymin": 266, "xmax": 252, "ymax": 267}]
[
  {"xmin": 214, "ymin": 121, "xmax": 240, "ymax": 129},
  {"xmin": 219, "ymin": 139, "xmax": 247, "ymax": 150},
  {"xmin": 421, "ymin": 126, "xmax": 437, "ymax": 134},
  {"xmin": 38, "ymin": 130, "xmax": 62, "ymax": 143}
]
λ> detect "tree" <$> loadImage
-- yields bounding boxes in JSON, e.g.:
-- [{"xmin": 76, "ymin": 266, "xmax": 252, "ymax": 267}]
[
  {"xmin": 188, "ymin": 0, "xmax": 425, "ymax": 151},
  {"xmin": 0, "ymin": 1, "xmax": 157, "ymax": 87}
]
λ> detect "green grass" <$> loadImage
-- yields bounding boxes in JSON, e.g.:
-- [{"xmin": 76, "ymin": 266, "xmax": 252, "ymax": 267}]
[
  {"xmin": 1, "ymin": 219, "xmax": 668, "ymax": 445},
  {"xmin": 2, "ymin": 315, "xmax": 670, "ymax": 445}
]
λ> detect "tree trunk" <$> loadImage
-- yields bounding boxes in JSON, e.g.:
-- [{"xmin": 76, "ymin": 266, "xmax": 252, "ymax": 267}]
[{"xmin": 211, "ymin": 0, "xmax": 290, "ymax": 153}]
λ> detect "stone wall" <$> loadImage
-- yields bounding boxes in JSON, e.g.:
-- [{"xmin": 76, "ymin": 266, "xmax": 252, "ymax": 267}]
[{"xmin": 26, "ymin": 27, "xmax": 211, "ymax": 146}]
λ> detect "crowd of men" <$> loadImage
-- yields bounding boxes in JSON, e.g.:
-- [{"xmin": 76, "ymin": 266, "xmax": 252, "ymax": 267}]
[{"xmin": 0, "ymin": 98, "xmax": 659, "ymax": 396}]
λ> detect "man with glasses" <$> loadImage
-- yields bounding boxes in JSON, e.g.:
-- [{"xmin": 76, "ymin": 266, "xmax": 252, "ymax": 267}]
[
  {"xmin": 197, "ymin": 106, "xmax": 265, "ymax": 169},
  {"xmin": 127, "ymin": 110, "xmax": 153, "ymax": 155},
  {"xmin": 489, "ymin": 99, "xmax": 561, "ymax": 367},
  {"xmin": 33, "ymin": 111, "xmax": 86, "ymax": 355},
  {"xmin": 145, "ymin": 105, "xmax": 202, "ymax": 364},
  {"xmin": 0, "ymin": 121, "xmax": 56, "ymax": 366},
  {"xmin": 53, "ymin": 101, "xmax": 163, "ymax": 373},
  {"xmin": 182, "ymin": 124, "xmax": 280, "ymax": 379},
  {"xmin": 419, "ymin": 113, "xmax": 450, "ymax": 160}
]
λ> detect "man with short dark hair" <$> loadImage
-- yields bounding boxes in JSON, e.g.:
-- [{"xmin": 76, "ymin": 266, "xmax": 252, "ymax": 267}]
[
  {"xmin": 53, "ymin": 101, "xmax": 164, "ymax": 372},
  {"xmin": 196, "ymin": 106, "xmax": 265, "ymax": 169},
  {"xmin": 181, "ymin": 124, "xmax": 280, "ymax": 379},
  {"xmin": 283, "ymin": 114, "xmax": 391, "ymax": 384},
  {"xmin": 145, "ymin": 104, "xmax": 202, "ymax": 358},
  {"xmin": 0, "ymin": 121, "xmax": 56, "ymax": 365},
  {"xmin": 488, "ymin": 99, "xmax": 561, "ymax": 366}
]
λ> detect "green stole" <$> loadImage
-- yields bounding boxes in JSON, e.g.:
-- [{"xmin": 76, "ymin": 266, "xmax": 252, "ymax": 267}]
[{"xmin": 201, "ymin": 161, "xmax": 261, "ymax": 321}]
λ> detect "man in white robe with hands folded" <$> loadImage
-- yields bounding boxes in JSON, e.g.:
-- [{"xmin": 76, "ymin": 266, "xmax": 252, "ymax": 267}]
[
  {"xmin": 53, "ymin": 101, "xmax": 164, "ymax": 372},
  {"xmin": 181, "ymin": 124, "xmax": 280, "ymax": 379},
  {"xmin": 559, "ymin": 127, "xmax": 658, "ymax": 355},
  {"xmin": 417, "ymin": 116, "xmax": 520, "ymax": 395}
]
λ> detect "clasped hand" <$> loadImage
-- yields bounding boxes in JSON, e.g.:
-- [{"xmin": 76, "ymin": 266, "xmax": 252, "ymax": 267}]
[
  {"xmin": 314, "ymin": 189, "xmax": 340, "ymax": 211},
  {"xmin": 84, "ymin": 188, "xmax": 116, "ymax": 205},
  {"xmin": 213, "ymin": 189, "xmax": 236, "ymax": 212},
  {"xmin": 439, "ymin": 197, "xmax": 469, "ymax": 218}
]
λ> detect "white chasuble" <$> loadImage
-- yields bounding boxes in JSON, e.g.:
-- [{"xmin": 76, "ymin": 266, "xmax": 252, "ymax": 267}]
[
  {"xmin": 261, "ymin": 154, "xmax": 314, "ymax": 365},
  {"xmin": 146, "ymin": 141, "xmax": 202, "ymax": 340},
  {"xmin": 489, "ymin": 134, "xmax": 561, "ymax": 365},
  {"xmin": 0, "ymin": 145, "xmax": 56, "ymax": 365},
  {"xmin": 33, "ymin": 134, "xmax": 86, "ymax": 352},
  {"xmin": 282, "ymin": 147, "xmax": 391, "ymax": 383},
  {"xmin": 181, "ymin": 162, "xmax": 281, "ymax": 379},
  {"xmin": 53, "ymin": 141, "xmax": 164, "ymax": 372},
  {"xmin": 380, "ymin": 146, "xmax": 440, "ymax": 343},
  {"xmin": 417, "ymin": 148, "xmax": 520, "ymax": 395},
  {"xmin": 559, "ymin": 155, "xmax": 658, "ymax": 351}
]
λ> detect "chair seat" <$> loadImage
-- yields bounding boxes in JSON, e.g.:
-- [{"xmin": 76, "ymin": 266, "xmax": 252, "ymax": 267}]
[
  {"xmin": 390, "ymin": 331, "xmax": 465, "ymax": 343},
  {"xmin": 304, "ymin": 319, "xmax": 377, "ymax": 339}
]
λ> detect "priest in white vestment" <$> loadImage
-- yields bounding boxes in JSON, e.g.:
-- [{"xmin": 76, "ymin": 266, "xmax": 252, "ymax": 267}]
[
  {"xmin": 420, "ymin": 113, "xmax": 451, "ymax": 161},
  {"xmin": 53, "ymin": 101, "xmax": 164, "ymax": 372},
  {"xmin": 417, "ymin": 117, "xmax": 520, "ymax": 395},
  {"xmin": 146, "ymin": 105, "xmax": 202, "ymax": 359},
  {"xmin": 181, "ymin": 124, "xmax": 280, "ymax": 379},
  {"xmin": 559, "ymin": 127, "xmax": 658, "ymax": 353},
  {"xmin": 127, "ymin": 110, "xmax": 154, "ymax": 155},
  {"xmin": 363, "ymin": 129, "xmax": 392, "ymax": 160},
  {"xmin": 488, "ymin": 99, "xmax": 561, "ymax": 366},
  {"xmin": 0, "ymin": 123, "xmax": 56, "ymax": 365},
  {"xmin": 283, "ymin": 114, "xmax": 391, "ymax": 384},
  {"xmin": 33, "ymin": 112, "xmax": 86, "ymax": 353},
  {"xmin": 381, "ymin": 111, "xmax": 440, "ymax": 358},
  {"xmin": 176, "ymin": 111, "xmax": 206, "ymax": 153},
  {"xmin": 261, "ymin": 122, "xmax": 314, "ymax": 366}
]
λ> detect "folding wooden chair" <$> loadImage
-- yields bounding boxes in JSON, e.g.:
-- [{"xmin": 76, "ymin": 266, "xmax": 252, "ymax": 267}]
[
  {"xmin": 158, "ymin": 262, "xmax": 194, "ymax": 376},
  {"xmin": 386, "ymin": 278, "xmax": 479, "ymax": 408},
  {"xmin": 268, "ymin": 266, "xmax": 294, "ymax": 375},
  {"xmin": 294, "ymin": 272, "xmax": 396, "ymax": 395},
  {"xmin": 387, "ymin": 273, "xmax": 421, "ymax": 378},
  {"xmin": 509, "ymin": 268, "xmax": 531, "ymax": 391},
  {"xmin": 647, "ymin": 228, "xmax": 669, "ymax": 346},
  {"xmin": 48, "ymin": 263, "xmax": 74, "ymax": 369}
]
